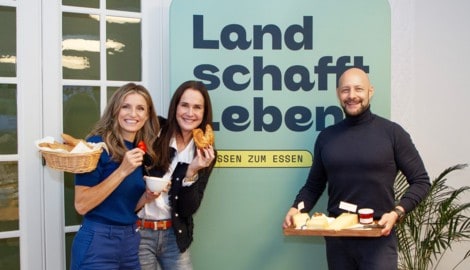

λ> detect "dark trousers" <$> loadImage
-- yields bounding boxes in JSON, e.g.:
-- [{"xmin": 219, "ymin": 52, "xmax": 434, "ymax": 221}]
[{"xmin": 324, "ymin": 231, "xmax": 398, "ymax": 270}]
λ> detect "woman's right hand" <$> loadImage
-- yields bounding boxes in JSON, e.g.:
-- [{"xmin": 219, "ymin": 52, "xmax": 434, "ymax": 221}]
[
  {"xmin": 76, "ymin": 148, "xmax": 146, "ymax": 215},
  {"xmin": 120, "ymin": 148, "xmax": 145, "ymax": 175}
]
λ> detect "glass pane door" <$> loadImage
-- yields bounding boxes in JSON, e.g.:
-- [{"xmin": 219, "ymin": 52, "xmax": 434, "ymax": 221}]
[{"xmin": 0, "ymin": 4, "xmax": 19, "ymax": 270}]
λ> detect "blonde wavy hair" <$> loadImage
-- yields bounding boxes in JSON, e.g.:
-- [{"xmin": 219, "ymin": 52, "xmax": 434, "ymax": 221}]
[{"xmin": 87, "ymin": 83, "xmax": 160, "ymax": 166}]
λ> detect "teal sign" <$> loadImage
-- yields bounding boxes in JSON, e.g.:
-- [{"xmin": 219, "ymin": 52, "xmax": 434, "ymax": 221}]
[{"xmin": 170, "ymin": 0, "xmax": 390, "ymax": 269}]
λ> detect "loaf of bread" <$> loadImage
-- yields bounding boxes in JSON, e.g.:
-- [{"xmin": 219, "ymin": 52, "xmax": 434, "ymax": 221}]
[
  {"xmin": 38, "ymin": 141, "xmax": 74, "ymax": 152},
  {"xmin": 38, "ymin": 133, "xmax": 92, "ymax": 153},
  {"xmin": 61, "ymin": 133, "xmax": 90, "ymax": 149}
]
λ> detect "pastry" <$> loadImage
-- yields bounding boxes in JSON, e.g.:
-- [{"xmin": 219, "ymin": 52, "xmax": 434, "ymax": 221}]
[
  {"xmin": 38, "ymin": 141, "xmax": 74, "ymax": 152},
  {"xmin": 38, "ymin": 133, "xmax": 91, "ymax": 152},
  {"xmin": 61, "ymin": 133, "xmax": 83, "ymax": 147},
  {"xmin": 192, "ymin": 124, "xmax": 214, "ymax": 148},
  {"xmin": 61, "ymin": 133, "xmax": 91, "ymax": 149}
]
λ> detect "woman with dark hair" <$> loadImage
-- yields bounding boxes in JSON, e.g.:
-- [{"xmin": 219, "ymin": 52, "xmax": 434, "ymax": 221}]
[
  {"xmin": 71, "ymin": 82, "xmax": 161, "ymax": 270},
  {"xmin": 137, "ymin": 80, "xmax": 217, "ymax": 270}
]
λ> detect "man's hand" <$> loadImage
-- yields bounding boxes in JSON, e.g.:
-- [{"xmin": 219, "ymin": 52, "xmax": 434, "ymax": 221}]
[
  {"xmin": 377, "ymin": 206, "xmax": 404, "ymax": 236},
  {"xmin": 283, "ymin": 207, "xmax": 299, "ymax": 229}
]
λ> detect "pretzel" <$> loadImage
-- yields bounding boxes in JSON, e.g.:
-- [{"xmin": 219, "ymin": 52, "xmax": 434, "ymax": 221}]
[{"xmin": 192, "ymin": 124, "xmax": 214, "ymax": 149}]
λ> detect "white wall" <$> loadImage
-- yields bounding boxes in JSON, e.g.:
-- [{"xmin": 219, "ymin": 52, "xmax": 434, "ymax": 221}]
[{"xmin": 390, "ymin": 0, "xmax": 470, "ymax": 267}]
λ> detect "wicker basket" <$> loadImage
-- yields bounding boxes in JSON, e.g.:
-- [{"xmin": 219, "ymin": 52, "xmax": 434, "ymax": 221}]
[{"xmin": 41, "ymin": 148, "xmax": 103, "ymax": 173}]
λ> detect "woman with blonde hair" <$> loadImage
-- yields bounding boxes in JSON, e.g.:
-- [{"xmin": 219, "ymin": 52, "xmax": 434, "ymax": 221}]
[{"xmin": 71, "ymin": 82, "xmax": 161, "ymax": 270}]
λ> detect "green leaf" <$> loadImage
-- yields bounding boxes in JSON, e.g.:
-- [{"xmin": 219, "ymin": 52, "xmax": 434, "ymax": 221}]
[{"xmin": 395, "ymin": 164, "xmax": 470, "ymax": 270}]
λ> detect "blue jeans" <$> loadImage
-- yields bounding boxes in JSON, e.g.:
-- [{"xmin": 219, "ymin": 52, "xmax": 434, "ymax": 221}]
[
  {"xmin": 138, "ymin": 227, "xmax": 192, "ymax": 270},
  {"xmin": 70, "ymin": 219, "xmax": 141, "ymax": 270}
]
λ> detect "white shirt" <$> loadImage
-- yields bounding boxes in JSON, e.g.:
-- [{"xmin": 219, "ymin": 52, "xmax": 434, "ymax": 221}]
[{"xmin": 138, "ymin": 137, "xmax": 196, "ymax": 220}]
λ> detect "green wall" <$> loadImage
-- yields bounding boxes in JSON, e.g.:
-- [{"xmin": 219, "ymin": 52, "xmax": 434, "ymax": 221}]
[{"xmin": 170, "ymin": 0, "xmax": 390, "ymax": 269}]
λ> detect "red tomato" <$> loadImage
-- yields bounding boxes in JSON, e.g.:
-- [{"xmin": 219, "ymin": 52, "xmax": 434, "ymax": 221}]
[{"xmin": 137, "ymin": 141, "xmax": 147, "ymax": 152}]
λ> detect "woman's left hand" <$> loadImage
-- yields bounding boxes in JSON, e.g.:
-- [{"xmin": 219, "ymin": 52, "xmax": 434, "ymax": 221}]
[
  {"xmin": 184, "ymin": 145, "xmax": 215, "ymax": 181},
  {"xmin": 195, "ymin": 145, "xmax": 215, "ymax": 169},
  {"xmin": 187, "ymin": 145, "xmax": 215, "ymax": 176},
  {"xmin": 144, "ymin": 189, "xmax": 161, "ymax": 202},
  {"xmin": 135, "ymin": 189, "xmax": 162, "ymax": 211}
]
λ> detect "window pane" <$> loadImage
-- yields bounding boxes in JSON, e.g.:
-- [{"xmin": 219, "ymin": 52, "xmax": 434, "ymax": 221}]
[
  {"xmin": 62, "ymin": 13, "xmax": 100, "ymax": 80},
  {"xmin": 0, "ymin": 238, "xmax": 20, "ymax": 270},
  {"xmin": 106, "ymin": 16, "xmax": 141, "ymax": 81},
  {"xmin": 0, "ymin": 6, "xmax": 16, "ymax": 77},
  {"xmin": 64, "ymin": 172, "xmax": 80, "ymax": 226},
  {"xmin": 63, "ymin": 85, "xmax": 100, "ymax": 138},
  {"xmin": 65, "ymin": 232, "xmax": 76, "ymax": 269},
  {"xmin": 62, "ymin": 0, "xmax": 98, "ymax": 9},
  {"xmin": 63, "ymin": 85, "xmax": 100, "ymax": 226},
  {"xmin": 0, "ymin": 161, "xmax": 19, "ymax": 231},
  {"xmin": 0, "ymin": 84, "xmax": 17, "ymax": 155},
  {"xmin": 107, "ymin": 86, "xmax": 118, "ymax": 102},
  {"xmin": 107, "ymin": 0, "xmax": 141, "ymax": 12}
]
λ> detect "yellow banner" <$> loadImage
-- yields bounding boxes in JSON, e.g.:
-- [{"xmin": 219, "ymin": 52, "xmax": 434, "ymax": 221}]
[{"xmin": 215, "ymin": 150, "xmax": 312, "ymax": 168}]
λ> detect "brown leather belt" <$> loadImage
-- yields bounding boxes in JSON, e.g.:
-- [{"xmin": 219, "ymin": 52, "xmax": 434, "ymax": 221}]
[{"xmin": 137, "ymin": 219, "xmax": 172, "ymax": 230}]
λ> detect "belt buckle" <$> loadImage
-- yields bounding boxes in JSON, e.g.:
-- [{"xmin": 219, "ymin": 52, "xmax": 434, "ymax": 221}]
[{"xmin": 153, "ymin": 221, "xmax": 167, "ymax": 230}]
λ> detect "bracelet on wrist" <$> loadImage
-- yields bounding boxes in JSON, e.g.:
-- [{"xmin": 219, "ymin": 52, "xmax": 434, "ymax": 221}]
[{"xmin": 183, "ymin": 173, "xmax": 198, "ymax": 182}]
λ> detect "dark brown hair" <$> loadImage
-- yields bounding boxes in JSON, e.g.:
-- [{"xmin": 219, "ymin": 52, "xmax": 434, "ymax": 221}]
[{"xmin": 154, "ymin": 80, "xmax": 214, "ymax": 172}]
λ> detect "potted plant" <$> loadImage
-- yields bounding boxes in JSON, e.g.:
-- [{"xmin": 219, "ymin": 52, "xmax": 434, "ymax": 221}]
[{"xmin": 394, "ymin": 163, "xmax": 470, "ymax": 270}]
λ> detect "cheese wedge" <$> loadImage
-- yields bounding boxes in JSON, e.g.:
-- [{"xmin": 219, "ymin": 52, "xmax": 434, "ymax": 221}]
[
  {"xmin": 292, "ymin": 213, "xmax": 310, "ymax": 229},
  {"xmin": 327, "ymin": 213, "xmax": 358, "ymax": 231},
  {"xmin": 307, "ymin": 214, "xmax": 329, "ymax": 229}
]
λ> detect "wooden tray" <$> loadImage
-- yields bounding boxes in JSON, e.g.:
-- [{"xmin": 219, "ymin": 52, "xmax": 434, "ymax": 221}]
[{"xmin": 283, "ymin": 227, "xmax": 382, "ymax": 237}]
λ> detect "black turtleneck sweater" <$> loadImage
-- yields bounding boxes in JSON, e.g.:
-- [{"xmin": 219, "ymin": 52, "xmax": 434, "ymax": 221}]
[{"xmin": 293, "ymin": 107, "xmax": 430, "ymax": 218}]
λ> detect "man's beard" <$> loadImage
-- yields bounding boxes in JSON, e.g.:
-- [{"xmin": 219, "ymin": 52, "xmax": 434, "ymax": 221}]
[{"xmin": 342, "ymin": 102, "xmax": 369, "ymax": 117}]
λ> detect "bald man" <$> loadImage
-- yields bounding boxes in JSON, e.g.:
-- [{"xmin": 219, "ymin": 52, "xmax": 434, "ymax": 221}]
[{"xmin": 283, "ymin": 67, "xmax": 430, "ymax": 270}]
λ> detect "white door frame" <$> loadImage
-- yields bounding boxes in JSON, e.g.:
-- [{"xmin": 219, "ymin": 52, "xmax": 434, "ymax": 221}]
[
  {"xmin": 17, "ymin": 0, "xmax": 51, "ymax": 269},
  {"xmin": 16, "ymin": 0, "xmax": 170, "ymax": 269}
]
